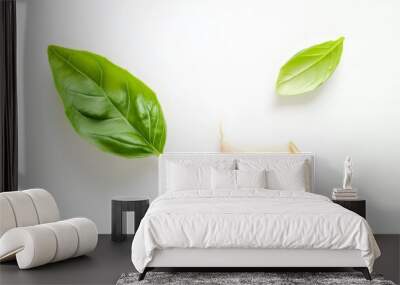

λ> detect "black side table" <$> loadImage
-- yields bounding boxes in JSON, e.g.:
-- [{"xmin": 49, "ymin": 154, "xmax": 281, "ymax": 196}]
[
  {"xmin": 332, "ymin": 199, "xmax": 366, "ymax": 219},
  {"xmin": 111, "ymin": 197, "xmax": 149, "ymax": 242}
]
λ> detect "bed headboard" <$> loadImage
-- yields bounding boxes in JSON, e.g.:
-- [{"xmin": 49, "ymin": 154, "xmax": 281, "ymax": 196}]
[{"xmin": 158, "ymin": 152, "xmax": 315, "ymax": 195}]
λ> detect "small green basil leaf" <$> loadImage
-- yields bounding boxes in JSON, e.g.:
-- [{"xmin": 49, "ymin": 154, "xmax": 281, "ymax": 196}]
[{"xmin": 276, "ymin": 37, "xmax": 344, "ymax": 96}]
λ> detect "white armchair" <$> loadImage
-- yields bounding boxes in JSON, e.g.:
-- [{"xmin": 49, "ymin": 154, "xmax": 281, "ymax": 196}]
[{"xmin": 0, "ymin": 189, "xmax": 98, "ymax": 269}]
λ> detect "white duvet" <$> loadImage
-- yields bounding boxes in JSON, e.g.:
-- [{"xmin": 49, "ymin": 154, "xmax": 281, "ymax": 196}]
[{"xmin": 131, "ymin": 190, "xmax": 380, "ymax": 273}]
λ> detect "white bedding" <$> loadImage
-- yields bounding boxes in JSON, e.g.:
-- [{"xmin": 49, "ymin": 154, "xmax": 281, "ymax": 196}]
[{"xmin": 131, "ymin": 190, "xmax": 380, "ymax": 273}]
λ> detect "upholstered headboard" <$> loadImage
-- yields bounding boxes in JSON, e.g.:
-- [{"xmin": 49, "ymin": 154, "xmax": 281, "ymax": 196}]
[{"xmin": 158, "ymin": 152, "xmax": 315, "ymax": 195}]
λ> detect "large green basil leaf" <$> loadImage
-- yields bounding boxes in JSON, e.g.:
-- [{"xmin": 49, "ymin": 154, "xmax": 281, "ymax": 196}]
[
  {"xmin": 48, "ymin": 45, "xmax": 166, "ymax": 158},
  {"xmin": 276, "ymin": 37, "xmax": 344, "ymax": 96}
]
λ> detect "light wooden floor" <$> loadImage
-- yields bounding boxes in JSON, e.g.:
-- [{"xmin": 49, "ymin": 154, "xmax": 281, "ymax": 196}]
[{"xmin": 0, "ymin": 235, "xmax": 398, "ymax": 285}]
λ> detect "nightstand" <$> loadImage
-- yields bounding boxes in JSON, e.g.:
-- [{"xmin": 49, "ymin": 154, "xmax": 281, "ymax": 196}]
[
  {"xmin": 111, "ymin": 196, "xmax": 149, "ymax": 242},
  {"xmin": 332, "ymin": 199, "xmax": 366, "ymax": 219}
]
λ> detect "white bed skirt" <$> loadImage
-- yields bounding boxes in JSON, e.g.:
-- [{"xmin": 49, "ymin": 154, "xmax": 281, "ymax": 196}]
[{"xmin": 148, "ymin": 248, "xmax": 366, "ymax": 268}]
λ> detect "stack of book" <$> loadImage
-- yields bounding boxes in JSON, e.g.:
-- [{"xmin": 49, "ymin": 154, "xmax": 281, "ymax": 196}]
[{"xmin": 332, "ymin": 188, "xmax": 358, "ymax": 200}]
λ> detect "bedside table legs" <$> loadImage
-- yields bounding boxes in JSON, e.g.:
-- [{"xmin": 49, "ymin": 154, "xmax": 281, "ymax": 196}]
[{"xmin": 112, "ymin": 202, "xmax": 127, "ymax": 242}]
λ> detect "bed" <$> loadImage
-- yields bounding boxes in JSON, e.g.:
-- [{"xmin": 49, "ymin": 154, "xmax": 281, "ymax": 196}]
[{"xmin": 131, "ymin": 153, "xmax": 380, "ymax": 280}]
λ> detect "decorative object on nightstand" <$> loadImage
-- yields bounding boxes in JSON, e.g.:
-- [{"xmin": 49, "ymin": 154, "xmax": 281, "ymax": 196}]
[
  {"xmin": 332, "ymin": 156, "xmax": 358, "ymax": 200},
  {"xmin": 332, "ymin": 199, "xmax": 366, "ymax": 219},
  {"xmin": 342, "ymin": 156, "xmax": 353, "ymax": 190},
  {"xmin": 332, "ymin": 188, "xmax": 358, "ymax": 200},
  {"xmin": 112, "ymin": 197, "xmax": 149, "ymax": 242}
]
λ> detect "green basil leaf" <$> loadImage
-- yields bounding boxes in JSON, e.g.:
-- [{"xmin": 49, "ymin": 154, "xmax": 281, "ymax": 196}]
[
  {"xmin": 276, "ymin": 37, "xmax": 344, "ymax": 96},
  {"xmin": 48, "ymin": 45, "xmax": 166, "ymax": 158}
]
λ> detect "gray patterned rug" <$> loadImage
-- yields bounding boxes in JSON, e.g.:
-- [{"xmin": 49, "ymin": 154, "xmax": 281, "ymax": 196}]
[{"xmin": 116, "ymin": 272, "xmax": 396, "ymax": 285}]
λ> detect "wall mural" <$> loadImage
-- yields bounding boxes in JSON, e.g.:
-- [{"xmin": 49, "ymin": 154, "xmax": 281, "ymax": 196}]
[
  {"xmin": 47, "ymin": 38, "xmax": 343, "ymax": 158},
  {"xmin": 219, "ymin": 125, "xmax": 301, "ymax": 154},
  {"xmin": 276, "ymin": 37, "xmax": 344, "ymax": 96},
  {"xmin": 220, "ymin": 37, "xmax": 344, "ymax": 153},
  {"xmin": 47, "ymin": 45, "xmax": 166, "ymax": 158}
]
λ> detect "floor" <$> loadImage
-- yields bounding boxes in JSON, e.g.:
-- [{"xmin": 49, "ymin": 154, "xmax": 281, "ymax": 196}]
[
  {"xmin": 0, "ymin": 235, "xmax": 133, "ymax": 285},
  {"xmin": 0, "ymin": 235, "xmax": 399, "ymax": 285}
]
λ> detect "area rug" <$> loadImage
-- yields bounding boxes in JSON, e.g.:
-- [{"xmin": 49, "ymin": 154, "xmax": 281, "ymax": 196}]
[{"xmin": 116, "ymin": 272, "xmax": 396, "ymax": 285}]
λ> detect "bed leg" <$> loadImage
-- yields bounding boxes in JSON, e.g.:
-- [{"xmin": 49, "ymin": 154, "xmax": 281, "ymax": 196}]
[
  {"xmin": 138, "ymin": 268, "xmax": 148, "ymax": 281},
  {"xmin": 354, "ymin": 267, "xmax": 371, "ymax": 280}
]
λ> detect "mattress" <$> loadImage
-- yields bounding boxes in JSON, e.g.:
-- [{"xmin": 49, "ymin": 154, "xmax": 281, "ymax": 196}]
[{"xmin": 131, "ymin": 189, "xmax": 380, "ymax": 273}]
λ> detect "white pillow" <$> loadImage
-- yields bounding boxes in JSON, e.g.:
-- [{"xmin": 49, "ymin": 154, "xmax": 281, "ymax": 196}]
[
  {"xmin": 266, "ymin": 162, "xmax": 308, "ymax": 191},
  {"xmin": 237, "ymin": 159, "xmax": 309, "ymax": 191},
  {"xmin": 167, "ymin": 163, "xmax": 211, "ymax": 191},
  {"xmin": 211, "ymin": 169, "xmax": 236, "ymax": 190},
  {"xmin": 236, "ymin": 169, "xmax": 267, "ymax": 189},
  {"xmin": 211, "ymin": 169, "xmax": 268, "ymax": 190}
]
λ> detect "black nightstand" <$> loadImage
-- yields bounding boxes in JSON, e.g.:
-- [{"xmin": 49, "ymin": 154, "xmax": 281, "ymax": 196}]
[
  {"xmin": 332, "ymin": 199, "xmax": 366, "ymax": 219},
  {"xmin": 111, "ymin": 196, "xmax": 149, "ymax": 242}
]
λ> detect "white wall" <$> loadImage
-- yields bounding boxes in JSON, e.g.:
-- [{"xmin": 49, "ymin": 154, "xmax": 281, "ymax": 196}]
[{"xmin": 17, "ymin": 0, "xmax": 400, "ymax": 233}]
